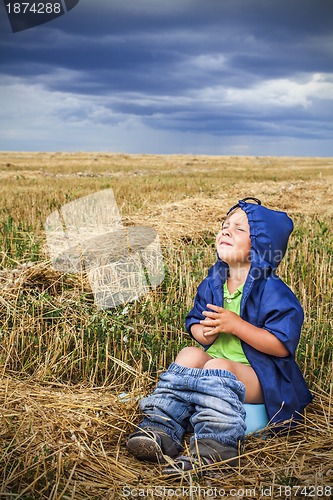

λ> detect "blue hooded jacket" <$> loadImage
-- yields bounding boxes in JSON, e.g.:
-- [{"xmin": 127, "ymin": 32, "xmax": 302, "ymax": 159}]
[{"xmin": 185, "ymin": 199, "xmax": 313, "ymax": 428}]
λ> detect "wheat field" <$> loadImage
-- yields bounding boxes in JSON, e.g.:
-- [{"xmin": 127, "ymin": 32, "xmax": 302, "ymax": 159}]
[{"xmin": 0, "ymin": 152, "xmax": 332, "ymax": 499}]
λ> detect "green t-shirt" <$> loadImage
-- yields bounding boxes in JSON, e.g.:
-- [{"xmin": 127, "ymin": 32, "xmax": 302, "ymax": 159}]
[{"xmin": 206, "ymin": 282, "xmax": 250, "ymax": 365}]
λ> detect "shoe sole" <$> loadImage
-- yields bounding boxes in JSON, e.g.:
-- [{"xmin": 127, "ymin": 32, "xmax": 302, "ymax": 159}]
[
  {"xmin": 162, "ymin": 456, "xmax": 215, "ymax": 477},
  {"xmin": 127, "ymin": 435, "xmax": 165, "ymax": 463}
]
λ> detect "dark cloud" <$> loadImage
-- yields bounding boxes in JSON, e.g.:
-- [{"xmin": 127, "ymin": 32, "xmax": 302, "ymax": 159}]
[{"xmin": 0, "ymin": 0, "xmax": 332, "ymax": 155}]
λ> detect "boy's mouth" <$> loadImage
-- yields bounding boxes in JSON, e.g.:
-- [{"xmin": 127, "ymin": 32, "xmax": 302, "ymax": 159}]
[{"xmin": 220, "ymin": 241, "xmax": 233, "ymax": 246}]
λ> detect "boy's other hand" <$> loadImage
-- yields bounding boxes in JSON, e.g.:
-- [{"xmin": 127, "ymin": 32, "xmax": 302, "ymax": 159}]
[{"xmin": 200, "ymin": 304, "xmax": 241, "ymax": 337}]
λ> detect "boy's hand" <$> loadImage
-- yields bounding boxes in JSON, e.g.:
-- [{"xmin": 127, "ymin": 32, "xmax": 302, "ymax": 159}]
[
  {"xmin": 199, "ymin": 304, "xmax": 290, "ymax": 357},
  {"xmin": 200, "ymin": 303, "xmax": 242, "ymax": 337}
]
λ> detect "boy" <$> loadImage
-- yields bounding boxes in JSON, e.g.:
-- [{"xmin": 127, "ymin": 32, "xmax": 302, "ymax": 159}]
[{"xmin": 126, "ymin": 198, "xmax": 313, "ymax": 475}]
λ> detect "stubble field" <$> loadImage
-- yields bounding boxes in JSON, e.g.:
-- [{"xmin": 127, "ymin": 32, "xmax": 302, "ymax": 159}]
[{"xmin": 0, "ymin": 152, "xmax": 332, "ymax": 498}]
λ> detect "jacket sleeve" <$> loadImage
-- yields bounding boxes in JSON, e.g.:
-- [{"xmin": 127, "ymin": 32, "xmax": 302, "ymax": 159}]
[
  {"xmin": 258, "ymin": 279, "xmax": 304, "ymax": 357},
  {"xmin": 185, "ymin": 276, "xmax": 214, "ymax": 339}
]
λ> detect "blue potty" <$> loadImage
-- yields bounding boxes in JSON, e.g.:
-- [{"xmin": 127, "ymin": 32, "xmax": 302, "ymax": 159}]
[{"xmin": 244, "ymin": 404, "xmax": 269, "ymax": 435}]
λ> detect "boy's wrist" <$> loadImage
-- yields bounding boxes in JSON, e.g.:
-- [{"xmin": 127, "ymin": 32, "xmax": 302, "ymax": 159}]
[{"xmin": 227, "ymin": 315, "xmax": 245, "ymax": 337}]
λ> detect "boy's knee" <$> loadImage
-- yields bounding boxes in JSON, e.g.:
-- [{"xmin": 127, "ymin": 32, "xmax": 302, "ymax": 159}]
[
  {"xmin": 204, "ymin": 358, "xmax": 235, "ymax": 373},
  {"xmin": 176, "ymin": 346, "xmax": 196, "ymax": 358},
  {"xmin": 175, "ymin": 346, "xmax": 207, "ymax": 368}
]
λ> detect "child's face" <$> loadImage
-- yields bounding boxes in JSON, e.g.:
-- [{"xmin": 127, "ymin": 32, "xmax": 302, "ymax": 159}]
[{"xmin": 216, "ymin": 209, "xmax": 251, "ymax": 266}]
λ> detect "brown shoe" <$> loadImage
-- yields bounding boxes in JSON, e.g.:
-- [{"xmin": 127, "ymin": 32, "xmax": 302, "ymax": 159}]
[
  {"xmin": 126, "ymin": 427, "xmax": 179, "ymax": 462},
  {"xmin": 162, "ymin": 455, "xmax": 214, "ymax": 476}
]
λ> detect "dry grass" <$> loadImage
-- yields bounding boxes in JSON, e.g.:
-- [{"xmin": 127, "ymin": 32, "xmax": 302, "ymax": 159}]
[
  {"xmin": 0, "ymin": 152, "xmax": 332, "ymax": 498},
  {"xmin": 0, "ymin": 377, "xmax": 332, "ymax": 499}
]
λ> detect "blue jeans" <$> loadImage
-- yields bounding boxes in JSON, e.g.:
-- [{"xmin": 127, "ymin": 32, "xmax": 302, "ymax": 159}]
[{"xmin": 139, "ymin": 363, "xmax": 246, "ymax": 451}]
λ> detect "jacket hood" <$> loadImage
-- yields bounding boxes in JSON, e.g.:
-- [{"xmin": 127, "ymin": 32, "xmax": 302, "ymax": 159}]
[{"xmin": 233, "ymin": 200, "xmax": 294, "ymax": 271}]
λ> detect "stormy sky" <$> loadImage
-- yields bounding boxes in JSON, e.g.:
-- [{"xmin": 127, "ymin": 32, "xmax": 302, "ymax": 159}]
[{"xmin": 0, "ymin": 0, "xmax": 332, "ymax": 155}]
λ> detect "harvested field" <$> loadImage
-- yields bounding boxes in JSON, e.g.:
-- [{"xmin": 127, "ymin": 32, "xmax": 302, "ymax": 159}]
[{"xmin": 0, "ymin": 152, "xmax": 332, "ymax": 498}]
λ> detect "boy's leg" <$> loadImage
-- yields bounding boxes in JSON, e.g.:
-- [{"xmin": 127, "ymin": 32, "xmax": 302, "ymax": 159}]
[
  {"xmin": 191, "ymin": 368, "xmax": 246, "ymax": 461},
  {"xmin": 162, "ymin": 368, "xmax": 246, "ymax": 475},
  {"xmin": 175, "ymin": 346, "xmax": 212, "ymax": 368},
  {"xmin": 203, "ymin": 358, "xmax": 264, "ymax": 404},
  {"xmin": 127, "ymin": 363, "xmax": 196, "ymax": 461},
  {"xmin": 127, "ymin": 349, "xmax": 212, "ymax": 462}
]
